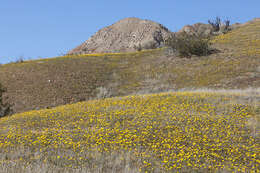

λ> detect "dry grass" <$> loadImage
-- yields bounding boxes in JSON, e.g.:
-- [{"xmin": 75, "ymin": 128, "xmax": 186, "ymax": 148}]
[
  {"xmin": 0, "ymin": 148, "xmax": 139, "ymax": 173},
  {"xmin": 0, "ymin": 91, "xmax": 259, "ymax": 172},
  {"xmin": 1, "ymin": 19, "xmax": 260, "ymax": 114},
  {"xmin": 212, "ymin": 21, "xmax": 260, "ymax": 56},
  {"xmin": 1, "ymin": 44, "xmax": 260, "ymax": 114}
]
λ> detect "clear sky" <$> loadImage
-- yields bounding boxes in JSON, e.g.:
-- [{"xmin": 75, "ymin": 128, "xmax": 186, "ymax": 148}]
[{"xmin": 0, "ymin": 0, "xmax": 259, "ymax": 64}]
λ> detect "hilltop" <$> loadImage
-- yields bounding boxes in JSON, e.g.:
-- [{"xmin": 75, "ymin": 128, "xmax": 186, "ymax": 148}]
[
  {"xmin": 0, "ymin": 18, "xmax": 260, "ymax": 114},
  {"xmin": 68, "ymin": 17, "xmax": 172, "ymax": 55}
]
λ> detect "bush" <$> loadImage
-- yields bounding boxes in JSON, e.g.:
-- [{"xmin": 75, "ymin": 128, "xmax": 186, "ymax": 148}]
[
  {"xmin": 0, "ymin": 83, "xmax": 12, "ymax": 118},
  {"xmin": 165, "ymin": 32, "xmax": 211, "ymax": 57}
]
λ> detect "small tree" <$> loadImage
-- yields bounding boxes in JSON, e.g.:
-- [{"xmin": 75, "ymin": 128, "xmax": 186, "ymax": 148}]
[
  {"xmin": 208, "ymin": 17, "xmax": 231, "ymax": 32},
  {"xmin": 224, "ymin": 19, "xmax": 230, "ymax": 30},
  {"xmin": 0, "ymin": 83, "xmax": 12, "ymax": 118},
  {"xmin": 165, "ymin": 32, "xmax": 211, "ymax": 58},
  {"xmin": 208, "ymin": 16, "xmax": 221, "ymax": 32}
]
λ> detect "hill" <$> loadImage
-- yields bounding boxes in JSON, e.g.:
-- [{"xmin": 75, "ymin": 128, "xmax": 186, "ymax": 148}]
[
  {"xmin": 0, "ymin": 91, "xmax": 259, "ymax": 172},
  {"xmin": 0, "ymin": 18, "xmax": 260, "ymax": 114},
  {"xmin": 68, "ymin": 17, "xmax": 172, "ymax": 55},
  {"xmin": 0, "ymin": 18, "xmax": 260, "ymax": 173},
  {"xmin": 212, "ymin": 18, "xmax": 260, "ymax": 56}
]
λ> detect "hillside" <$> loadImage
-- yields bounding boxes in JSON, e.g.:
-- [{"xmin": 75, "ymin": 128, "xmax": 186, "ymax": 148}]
[
  {"xmin": 212, "ymin": 19, "xmax": 260, "ymax": 56},
  {"xmin": 0, "ymin": 17, "xmax": 260, "ymax": 173},
  {"xmin": 0, "ymin": 19, "xmax": 260, "ymax": 114},
  {"xmin": 0, "ymin": 91, "xmax": 259, "ymax": 172}
]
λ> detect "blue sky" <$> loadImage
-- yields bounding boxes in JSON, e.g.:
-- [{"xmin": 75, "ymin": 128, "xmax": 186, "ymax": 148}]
[{"xmin": 0, "ymin": 0, "xmax": 259, "ymax": 64}]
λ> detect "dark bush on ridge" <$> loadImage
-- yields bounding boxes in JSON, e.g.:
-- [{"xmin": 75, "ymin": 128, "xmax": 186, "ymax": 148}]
[{"xmin": 165, "ymin": 32, "xmax": 211, "ymax": 57}]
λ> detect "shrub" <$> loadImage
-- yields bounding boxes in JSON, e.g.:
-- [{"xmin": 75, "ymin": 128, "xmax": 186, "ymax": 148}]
[
  {"xmin": 165, "ymin": 32, "xmax": 211, "ymax": 57},
  {"xmin": 14, "ymin": 56, "xmax": 25, "ymax": 63},
  {"xmin": 0, "ymin": 83, "xmax": 12, "ymax": 118}
]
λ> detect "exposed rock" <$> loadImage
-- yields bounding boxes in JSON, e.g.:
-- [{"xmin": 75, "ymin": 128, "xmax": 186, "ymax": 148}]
[
  {"xmin": 67, "ymin": 17, "xmax": 173, "ymax": 55},
  {"xmin": 178, "ymin": 21, "xmax": 243, "ymax": 36},
  {"xmin": 251, "ymin": 18, "xmax": 260, "ymax": 23},
  {"xmin": 178, "ymin": 25, "xmax": 196, "ymax": 35},
  {"xmin": 178, "ymin": 23, "xmax": 214, "ymax": 37}
]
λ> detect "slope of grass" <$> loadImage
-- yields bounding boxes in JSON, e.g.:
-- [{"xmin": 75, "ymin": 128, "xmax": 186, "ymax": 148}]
[
  {"xmin": 1, "ymin": 19, "xmax": 260, "ymax": 114},
  {"xmin": 0, "ymin": 91, "xmax": 259, "ymax": 172},
  {"xmin": 212, "ymin": 21, "xmax": 260, "ymax": 56},
  {"xmin": 1, "ymin": 47, "xmax": 260, "ymax": 114}
]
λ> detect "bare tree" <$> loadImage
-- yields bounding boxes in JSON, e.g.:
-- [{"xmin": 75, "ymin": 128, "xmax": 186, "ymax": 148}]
[{"xmin": 208, "ymin": 16, "xmax": 221, "ymax": 32}]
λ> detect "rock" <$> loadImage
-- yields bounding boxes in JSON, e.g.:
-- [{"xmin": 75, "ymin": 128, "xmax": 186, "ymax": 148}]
[
  {"xmin": 67, "ymin": 17, "xmax": 173, "ymax": 55},
  {"xmin": 193, "ymin": 23, "xmax": 214, "ymax": 36},
  {"xmin": 252, "ymin": 18, "xmax": 260, "ymax": 22},
  {"xmin": 178, "ymin": 23, "xmax": 214, "ymax": 37}
]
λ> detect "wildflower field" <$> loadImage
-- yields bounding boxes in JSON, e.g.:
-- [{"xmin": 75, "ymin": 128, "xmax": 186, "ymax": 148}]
[{"xmin": 0, "ymin": 91, "xmax": 259, "ymax": 172}]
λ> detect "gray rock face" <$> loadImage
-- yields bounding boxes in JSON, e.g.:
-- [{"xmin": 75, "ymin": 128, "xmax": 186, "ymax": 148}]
[
  {"xmin": 67, "ymin": 17, "xmax": 173, "ymax": 55},
  {"xmin": 178, "ymin": 23, "xmax": 214, "ymax": 37}
]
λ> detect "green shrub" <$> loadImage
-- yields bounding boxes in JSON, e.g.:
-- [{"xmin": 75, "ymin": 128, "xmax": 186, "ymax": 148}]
[
  {"xmin": 0, "ymin": 83, "xmax": 12, "ymax": 118},
  {"xmin": 165, "ymin": 32, "xmax": 211, "ymax": 57}
]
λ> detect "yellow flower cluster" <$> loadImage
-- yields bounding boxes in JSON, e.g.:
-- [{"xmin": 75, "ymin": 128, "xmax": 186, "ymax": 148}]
[{"xmin": 0, "ymin": 92, "xmax": 259, "ymax": 172}]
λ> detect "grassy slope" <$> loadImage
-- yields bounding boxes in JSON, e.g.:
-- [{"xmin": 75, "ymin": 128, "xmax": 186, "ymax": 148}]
[
  {"xmin": 1, "ymin": 20, "xmax": 260, "ymax": 114},
  {"xmin": 0, "ymin": 91, "xmax": 259, "ymax": 172},
  {"xmin": 212, "ymin": 20, "xmax": 260, "ymax": 56}
]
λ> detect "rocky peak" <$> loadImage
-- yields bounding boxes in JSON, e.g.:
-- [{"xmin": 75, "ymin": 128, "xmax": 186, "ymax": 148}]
[{"xmin": 67, "ymin": 17, "xmax": 173, "ymax": 55}]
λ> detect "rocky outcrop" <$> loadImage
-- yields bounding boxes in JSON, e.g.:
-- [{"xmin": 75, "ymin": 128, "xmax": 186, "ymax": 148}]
[
  {"xmin": 68, "ymin": 17, "xmax": 173, "ymax": 55},
  {"xmin": 178, "ymin": 22, "xmax": 240, "ymax": 36},
  {"xmin": 178, "ymin": 23, "xmax": 214, "ymax": 37}
]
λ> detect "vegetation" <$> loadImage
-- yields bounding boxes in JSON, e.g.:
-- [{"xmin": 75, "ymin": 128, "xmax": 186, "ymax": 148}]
[
  {"xmin": 0, "ymin": 18, "xmax": 260, "ymax": 173},
  {"xmin": 208, "ymin": 16, "xmax": 230, "ymax": 32},
  {"xmin": 1, "ymin": 44, "xmax": 260, "ymax": 114},
  {"xmin": 212, "ymin": 20, "xmax": 260, "ymax": 56},
  {"xmin": 0, "ymin": 83, "xmax": 11, "ymax": 118},
  {"xmin": 165, "ymin": 32, "xmax": 211, "ymax": 57},
  {"xmin": 0, "ymin": 20, "xmax": 259, "ymax": 114},
  {"xmin": 0, "ymin": 91, "xmax": 258, "ymax": 172}
]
